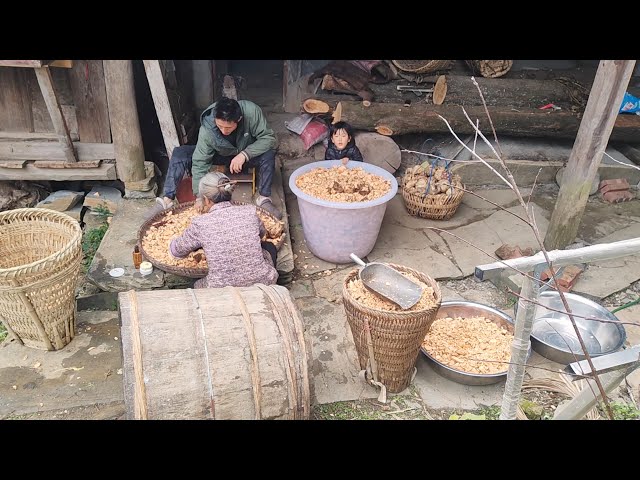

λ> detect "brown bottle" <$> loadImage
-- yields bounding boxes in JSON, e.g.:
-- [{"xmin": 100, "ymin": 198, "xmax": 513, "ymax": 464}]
[{"xmin": 133, "ymin": 245, "xmax": 143, "ymax": 269}]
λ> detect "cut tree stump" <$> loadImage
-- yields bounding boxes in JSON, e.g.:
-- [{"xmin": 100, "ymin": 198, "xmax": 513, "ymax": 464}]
[{"xmin": 303, "ymin": 98, "xmax": 330, "ymax": 114}]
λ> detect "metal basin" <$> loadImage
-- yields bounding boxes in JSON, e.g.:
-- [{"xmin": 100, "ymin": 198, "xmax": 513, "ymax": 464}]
[
  {"xmin": 530, "ymin": 291, "xmax": 626, "ymax": 365},
  {"xmin": 421, "ymin": 301, "xmax": 528, "ymax": 386}
]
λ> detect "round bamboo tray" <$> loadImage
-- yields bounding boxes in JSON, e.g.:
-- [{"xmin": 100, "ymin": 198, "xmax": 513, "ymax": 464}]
[
  {"xmin": 391, "ymin": 60, "xmax": 453, "ymax": 74},
  {"xmin": 342, "ymin": 264, "xmax": 442, "ymax": 393},
  {"xmin": 138, "ymin": 201, "xmax": 286, "ymax": 278},
  {"xmin": 0, "ymin": 208, "xmax": 83, "ymax": 351}
]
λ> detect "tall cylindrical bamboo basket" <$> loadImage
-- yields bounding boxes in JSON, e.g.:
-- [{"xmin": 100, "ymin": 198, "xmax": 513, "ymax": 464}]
[
  {"xmin": 342, "ymin": 264, "xmax": 442, "ymax": 393},
  {"xmin": 0, "ymin": 208, "xmax": 83, "ymax": 351}
]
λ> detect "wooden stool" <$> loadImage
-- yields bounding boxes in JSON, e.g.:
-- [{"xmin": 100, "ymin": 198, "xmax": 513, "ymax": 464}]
[{"xmin": 212, "ymin": 165, "xmax": 256, "ymax": 195}]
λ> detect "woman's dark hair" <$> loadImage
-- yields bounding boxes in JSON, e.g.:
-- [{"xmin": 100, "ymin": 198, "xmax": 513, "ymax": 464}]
[
  {"xmin": 215, "ymin": 97, "xmax": 243, "ymax": 122},
  {"xmin": 329, "ymin": 121, "xmax": 355, "ymax": 142}
]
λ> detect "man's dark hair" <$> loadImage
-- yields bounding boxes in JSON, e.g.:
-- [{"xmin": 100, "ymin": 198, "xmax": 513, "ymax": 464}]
[
  {"xmin": 215, "ymin": 97, "xmax": 243, "ymax": 122},
  {"xmin": 329, "ymin": 121, "xmax": 355, "ymax": 140}
]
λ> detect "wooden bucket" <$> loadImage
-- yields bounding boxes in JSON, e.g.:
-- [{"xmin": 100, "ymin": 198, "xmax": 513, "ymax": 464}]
[{"xmin": 118, "ymin": 285, "xmax": 312, "ymax": 420}]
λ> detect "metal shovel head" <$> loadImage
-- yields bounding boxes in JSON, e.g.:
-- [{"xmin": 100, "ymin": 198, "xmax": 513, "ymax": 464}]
[{"xmin": 360, "ymin": 262, "xmax": 424, "ymax": 310}]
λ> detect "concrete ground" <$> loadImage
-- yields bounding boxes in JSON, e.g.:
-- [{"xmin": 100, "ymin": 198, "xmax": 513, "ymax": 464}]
[{"xmin": 2, "ymin": 61, "xmax": 640, "ymax": 419}]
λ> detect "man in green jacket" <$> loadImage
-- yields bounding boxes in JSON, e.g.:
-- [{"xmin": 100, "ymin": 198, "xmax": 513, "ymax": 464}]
[{"xmin": 153, "ymin": 97, "xmax": 281, "ymax": 219}]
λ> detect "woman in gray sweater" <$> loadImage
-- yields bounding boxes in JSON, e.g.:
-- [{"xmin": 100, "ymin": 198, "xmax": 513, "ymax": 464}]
[{"xmin": 169, "ymin": 172, "xmax": 278, "ymax": 288}]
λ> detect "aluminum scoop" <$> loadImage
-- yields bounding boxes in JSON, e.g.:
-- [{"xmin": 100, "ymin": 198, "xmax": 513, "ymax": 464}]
[{"xmin": 350, "ymin": 253, "xmax": 424, "ymax": 309}]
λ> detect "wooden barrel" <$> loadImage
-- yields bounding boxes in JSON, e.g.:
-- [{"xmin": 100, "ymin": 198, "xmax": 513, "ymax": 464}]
[{"xmin": 118, "ymin": 285, "xmax": 312, "ymax": 420}]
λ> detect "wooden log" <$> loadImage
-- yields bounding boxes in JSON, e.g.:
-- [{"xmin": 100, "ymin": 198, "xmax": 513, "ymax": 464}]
[
  {"xmin": 118, "ymin": 286, "xmax": 312, "ymax": 420},
  {"xmin": 332, "ymin": 100, "xmax": 640, "ymax": 142},
  {"xmin": 544, "ymin": 60, "xmax": 636, "ymax": 250},
  {"xmin": 612, "ymin": 143, "xmax": 640, "ymax": 166},
  {"xmin": 302, "ymin": 98, "xmax": 330, "ymax": 114},
  {"xmin": 143, "ymin": 60, "xmax": 181, "ymax": 159},
  {"xmin": 439, "ymin": 75, "xmax": 588, "ymax": 108},
  {"xmin": 33, "ymin": 67, "xmax": 77, "ymax": 162},
  {"xmin": 104, "ymin": 60, "xmax": 146, "ymax": 183},
  {"xmin": 0, "ymin": 141, "xmax": 114, "ymax": 161},
  {"xmin": 433, "ymin": 75, "xmax": 447, "ymax": 105},
  {"xmin": 354, "ymin": 132, "xmax": 401, "ymax": 173}
]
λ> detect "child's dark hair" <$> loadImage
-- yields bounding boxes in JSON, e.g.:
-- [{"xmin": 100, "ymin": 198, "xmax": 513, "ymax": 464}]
[
  {"xmin": 329, "ymin": 121, "xmax": 355, "ymax": 141},
  {"xmin": 215, "ymin": 97, "xmax": 242, "ymax": 122}
]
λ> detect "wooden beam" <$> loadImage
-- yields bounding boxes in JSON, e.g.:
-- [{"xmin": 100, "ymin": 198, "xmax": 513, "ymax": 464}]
[
  {"xmin": 33, "ymin": 160, "xmax": 101, "ymax": 169},
  {"xmin": 0, "ymin": 60, "xmax": 47, "ymax": 68},
  {"xmin": 68, "ymin": 60, "xmax": 111, "ymax": 143},
  {"xmin": 0, "ymin": 161, "xmax": 117, "ymax": 180},
  {"xmin": 49, "ymin": 60, "xmax": 73, "ymax": 68},
  {"xmin": 33, "ymin": 66, "xmax": 78, "ymax": 162},
  {"xmin": 0, "ymin": 161, "xmax": 26, "ymax": 168},
  {"xmin": 0, "ymin": 141, "xmax": 114, "ymax": 161},
  {"xmin": 103, "ymin": 60, "xmax": 146, "ymax": 183},
  {"xmin": 544, "ymin": 60, "xmax": 636, "ymax": 250},
  {"xmin": 0, "ymin": 131, "xmax": 79, "ymax": 141},
  {"xmin": 143, "ymin": 60, "xmax": 180, "ymax": 159}
]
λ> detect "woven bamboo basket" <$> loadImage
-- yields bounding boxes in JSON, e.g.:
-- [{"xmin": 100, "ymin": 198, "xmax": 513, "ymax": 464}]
[
  {"xmin": 465, "ymin": 60, "xmax": 513, "ymax": 78},
  {"xmin": 402, "ymin": 184, "xmax": 464, "ymax": 220},
  {"xmin": 138, "ymin": 201, "xmax": 286, "ymax": 278},
  {"xmin": 342, "ymin": 265, "xmax": 442, "ymax": 393},
  {"xmin": 391, "ymin": 60, "xmax": 453, "ymax": 74},
  {"xmin": 0, "ymin": 208, "xmax": 83, "ymax": 351}
]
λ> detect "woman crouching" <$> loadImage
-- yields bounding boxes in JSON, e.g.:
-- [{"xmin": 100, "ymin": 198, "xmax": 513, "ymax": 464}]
[{"xmin": 169, "ymin": 172, "xmax": 278, "ymax": 288}]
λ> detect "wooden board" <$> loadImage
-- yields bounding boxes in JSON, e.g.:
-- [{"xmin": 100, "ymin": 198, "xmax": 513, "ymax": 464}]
[
  {"xmin": 0, "ymin": 131, "xmax": 79, "ymax": 141},
  {"xmin": 29, "ymin": 68, "xmax": 77, "ymax": 136},
  {"xmin": 33, "ymin": 160, "xmax": 101, "ymax": 168},
  {"xmin": 0, "ymin": 141, "xmax": 114, "ymax": 161},
  {"xmin": 143, "ymin": 60, "xmax": 180, "ymax": 158},
  {"xmin": 0, "ymin": 161, "xmax": 117, "ymax": 180},
  {"xmin": 0, "ymin": 60, "xmax": 47, "ymax": 68},
  {"xmin": 0, "ymin": 67, "xmax": 34, "ymax": 132},
  {"xmin": 68, "ymin": 60, "xmax": 112, "ymax": 143}
]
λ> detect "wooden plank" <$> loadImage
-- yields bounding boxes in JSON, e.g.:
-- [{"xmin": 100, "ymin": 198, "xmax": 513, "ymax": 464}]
[
  {"xmin": 0, "ymin": 141, "xmax": 114, "ymax": 161},
  {"xmin": 143, "ymin": 60, "xmax": 180, "ymax": 158},
  {"xmin": 544, "ymin": 60, "xmax": 636, "ymax": 250},
  {"xmin": 29, "ymin": 71, "xmax": 78, "ymax": 138},
  {"xmin": 0, "ymin": 67, "xmax": 34, "ymax": 132},
  {"xmin": 0, "ymin": 161, "xmax": 26, "ymax": 168},
  {"xmin": 0, "ymin": 161, "xmax": 117, "ymax": 180},
  {"xmin": 68, "ymin": 60, "xmax": 111, "ymax": 143},
  {"xmin": 33, "ymin": 160, "xmax": 101, "ymax": 168},
  {"xmin": 0, "ymin": 131, "xmax": 79, "ymax": 141},
  {"xmin": 33, "ymin": 67, "xmax": 77, "ymax": 162},
  {"xmin": 0, "ymin": 60, "xmax": 46, "ymax": 68}
]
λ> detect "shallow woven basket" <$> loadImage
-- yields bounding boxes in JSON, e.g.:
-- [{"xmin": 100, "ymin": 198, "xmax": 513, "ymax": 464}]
[
  {"xmin": 138, "ymin": 201, "xmax": 286, "ymax": 278},
  {"xmin": 391, "ymin": 60, "xmax": 453, "ymax": 74},
  {"xmin": 0, "ymin": 208, "xmax": 82, "ymax": 351},
  {"xmin": 342, "ymin": 264, "xmax": 442, "ymax": 393}
]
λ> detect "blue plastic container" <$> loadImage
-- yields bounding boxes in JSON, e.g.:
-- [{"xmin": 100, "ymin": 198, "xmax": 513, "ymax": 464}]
[{"xmin": 288, "ymin": 160, "xmax": 398, "ymax": 264}]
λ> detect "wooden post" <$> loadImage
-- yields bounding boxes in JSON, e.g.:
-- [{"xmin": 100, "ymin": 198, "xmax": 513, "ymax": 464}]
[
  {"xmin": 103, "ymin": 60, "xmax": 146, "ymax": 183},
  {"xmin": 544, "ymin": 60, "xmax": 636, "ymax": 250},
  {"xmin": 33, "ymin": 66, "xmax": 78, "ymax": 163},
  {"xmin": 143, "ymin": 60, "xmax": 181, "ymax": 159}
]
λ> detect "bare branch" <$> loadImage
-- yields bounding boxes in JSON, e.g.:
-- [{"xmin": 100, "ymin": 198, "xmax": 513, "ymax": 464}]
[{"xmin": 471, "ymin": 76, "xmax": 503, "ymax": 157}]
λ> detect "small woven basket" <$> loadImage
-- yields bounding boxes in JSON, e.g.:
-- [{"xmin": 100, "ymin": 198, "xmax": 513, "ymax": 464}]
[
  {"xmin": 138, "ymin": 201, "xmax": 286, "ymax": 278},
  {"xmin": 0, "ymin": 208, "xmax": 83, "ymax": 351},
  {"xmin": 342, "ymin": 265, "xmax": 442, "ymax": 393},
  {"xmin": 465, "ymin": 60, "xmax": 513, "ymax": 78},
  {"xmin": 391, "ymin": 60, "xmax": 453, "ymax": 74},
  {"xmin": 402, "ymin": 184, "xmax": 464, "ymax": 220}
]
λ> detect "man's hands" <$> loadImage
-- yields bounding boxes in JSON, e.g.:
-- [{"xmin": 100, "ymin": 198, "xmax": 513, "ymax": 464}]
[{"xmin": 230, "ymin": 153, "xmax": 247, "ymax": 174}]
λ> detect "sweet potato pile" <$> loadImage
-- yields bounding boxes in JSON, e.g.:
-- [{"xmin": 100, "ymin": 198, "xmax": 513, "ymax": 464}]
[
  {"xmin": 296, "ymin": 165, "xmax": 391, "ymax": 202},
  {"xmin": 402, "ymin": 163, "xmax": 463, "ymax": 197},
  {"xmin": 141, "ymin": 206, "xmax": 285, "ymax": 269}
]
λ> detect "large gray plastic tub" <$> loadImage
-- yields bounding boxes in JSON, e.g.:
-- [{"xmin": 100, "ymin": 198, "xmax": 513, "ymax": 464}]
[{"xmin": 288, "ymin": 160, "xmax": 398, "ymax": 264}]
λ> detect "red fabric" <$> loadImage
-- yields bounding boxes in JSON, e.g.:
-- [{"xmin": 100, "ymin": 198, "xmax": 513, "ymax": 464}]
[{"xmin": 176, "ymin": 176, "xmax": 196, "ymax": 203}]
